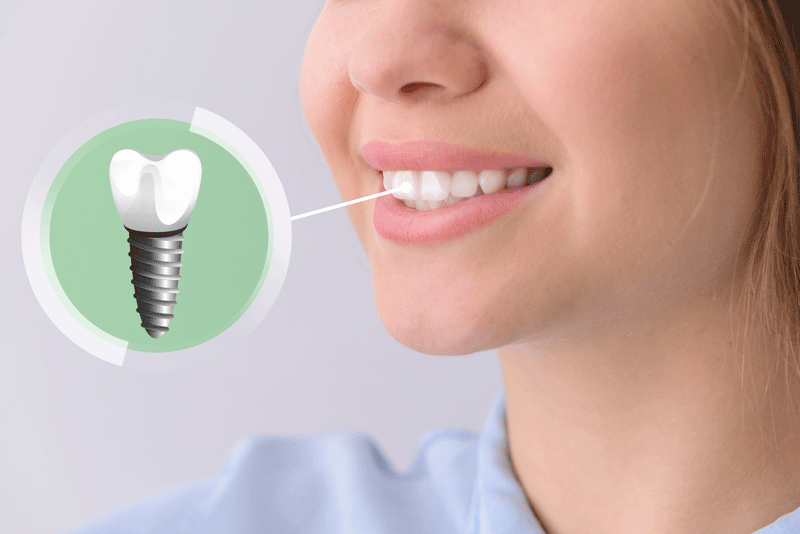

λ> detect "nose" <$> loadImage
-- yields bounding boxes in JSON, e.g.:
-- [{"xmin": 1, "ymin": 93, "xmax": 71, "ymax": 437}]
[{"xmin": 348, "ymin": 2, "xmax": 488, "ymax": 105}]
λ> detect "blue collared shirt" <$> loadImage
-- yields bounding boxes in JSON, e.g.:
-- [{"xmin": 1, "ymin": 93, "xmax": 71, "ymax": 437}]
[{"xmin": 67, "ymin": 390, "xmax": 800, "ymax": 533}]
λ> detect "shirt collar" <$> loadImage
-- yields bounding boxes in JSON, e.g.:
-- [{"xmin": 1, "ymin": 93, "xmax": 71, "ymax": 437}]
[
  {"xmin": 471, "ymin": 390, "xmax": 800, "ymax": 534},
  {"xmin": 468, "ymin": 389, "xmax": 547, "ymax": 534}
]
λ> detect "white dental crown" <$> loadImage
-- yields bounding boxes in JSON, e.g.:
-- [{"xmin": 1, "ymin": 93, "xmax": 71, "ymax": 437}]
[{"xmin": 110, "ymin": 148, "xmax": 202, "ymax": 233}]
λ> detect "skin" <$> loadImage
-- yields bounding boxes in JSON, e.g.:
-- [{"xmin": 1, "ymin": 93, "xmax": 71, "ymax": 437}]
[{"xmin": 300, "ymin": 0, "xmax": 800, "ymax": 532}]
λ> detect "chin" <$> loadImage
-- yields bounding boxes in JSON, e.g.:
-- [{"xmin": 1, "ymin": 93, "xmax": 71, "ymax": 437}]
[
  {"xmin": 380, "ymin": 316, "xmax": 487, "ymax": 356},
  {"xmin": 374, "ymin": 292, "xmax": 505, "ymax": 356}
]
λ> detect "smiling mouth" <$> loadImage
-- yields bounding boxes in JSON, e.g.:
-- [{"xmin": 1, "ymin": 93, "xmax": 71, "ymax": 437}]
[{"xmin": 382, "ymin": 167, "xmax": 553, "ymax": 210}]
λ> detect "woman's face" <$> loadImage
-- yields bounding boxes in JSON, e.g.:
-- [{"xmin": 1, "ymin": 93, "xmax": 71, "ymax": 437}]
[{"xmin": 300, "ymin": 0, "xmax": 763, "ymax": 355}]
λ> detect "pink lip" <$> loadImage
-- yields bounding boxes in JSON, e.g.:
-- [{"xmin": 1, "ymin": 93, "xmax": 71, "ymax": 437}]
[
  {"xmin": 373, "ymin": 177, "xmax": 552, "ymax": 243},
  {"xmin": 361, "ymin": 140, "xmax": 550, "ymax": 172}
]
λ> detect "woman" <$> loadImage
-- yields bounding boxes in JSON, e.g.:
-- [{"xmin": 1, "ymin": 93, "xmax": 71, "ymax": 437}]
[{"xmin": 70, "ymin": 0, "xmax": 800, "ymax": 532}]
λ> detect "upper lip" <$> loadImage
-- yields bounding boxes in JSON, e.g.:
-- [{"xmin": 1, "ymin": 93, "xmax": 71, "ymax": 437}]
[{"xmin": 361, "ymin": 140, "xmax": 551, "ymax": 172}]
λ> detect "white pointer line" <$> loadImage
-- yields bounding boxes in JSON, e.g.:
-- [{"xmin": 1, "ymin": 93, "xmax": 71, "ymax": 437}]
[{"xmin": 290, "ymin": 183, "xmax": 411, "ymax": 221}]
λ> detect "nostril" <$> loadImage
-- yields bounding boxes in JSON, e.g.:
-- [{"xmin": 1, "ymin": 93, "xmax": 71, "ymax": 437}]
[{"xmin": 400, "ymin": 82, "xmax": 438, "ymax": 94}]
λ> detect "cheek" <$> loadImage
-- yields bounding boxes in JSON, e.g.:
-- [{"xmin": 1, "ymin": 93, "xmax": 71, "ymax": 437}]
[
  {"xmin": 570, "ymin": 29, "xmax": 706, "ymax": 192},
  {"xmin": 301, "ymin": 12, "xmax": 373, "ymax": 239},
  {"xmin": 515, "ymin": 3, "xmax": 740, "ymax": 301},
  {"xmin": 300, "ymin": 12, "xmax": 359, "ymax": 183}
]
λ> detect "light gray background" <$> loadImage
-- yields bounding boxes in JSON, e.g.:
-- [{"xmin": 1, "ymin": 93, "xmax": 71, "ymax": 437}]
[{"xmin": 0, "ymin": 1, "xmax": 503, "ymax": 533}]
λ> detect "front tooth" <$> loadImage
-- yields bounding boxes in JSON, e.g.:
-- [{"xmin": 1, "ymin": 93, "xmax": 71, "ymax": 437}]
[
  {"xmin": 414, "ymin": 199, "xmax": 429, "ymax": 210},
  {"xmin": 392, "ymin": 170, "xmax": 420, "ymax": 200},
  {"xmin": 383, "ymin": 171, "xmax": 393, "ymax": 192},
  {"xmin": 450, "ymin": 170, "xmax": 479, "ymax": 197},
  {"xmin": 419, "ymin": 171, "xmax": 451, "ymax": 201},
  {"xmin": 507, "ymin": 168, "xmax": 527, "ymax": 188},
  {"xmin": 479, "ymin": 170, "xmax": 506, "ymax": 194}
]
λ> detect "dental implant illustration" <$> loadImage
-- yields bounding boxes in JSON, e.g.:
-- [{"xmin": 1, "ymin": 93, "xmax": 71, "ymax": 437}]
[{"xmin": 109, "ymin": 149, "xmax": 202, "ymax": 338}]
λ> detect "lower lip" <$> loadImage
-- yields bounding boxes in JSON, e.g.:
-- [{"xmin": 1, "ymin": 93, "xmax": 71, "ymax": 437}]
[{"xmin": 373, "ymin": 172, "xmax": 552, "ymax": 243}]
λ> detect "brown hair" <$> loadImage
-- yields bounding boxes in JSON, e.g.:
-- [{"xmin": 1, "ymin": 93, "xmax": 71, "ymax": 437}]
[{"xmin": 719, "ymin": 0, "xmax": 800, "ymax": 416}]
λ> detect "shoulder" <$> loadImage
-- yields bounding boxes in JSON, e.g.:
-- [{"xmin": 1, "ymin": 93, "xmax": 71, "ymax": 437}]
[{"xmin": 66, "ymin": 429, "xmax": 480, "ymax": 534}]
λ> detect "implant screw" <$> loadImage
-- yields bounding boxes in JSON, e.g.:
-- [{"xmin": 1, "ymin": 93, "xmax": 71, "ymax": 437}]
[{"xmin": 125, "ymin": 226, "xmax": 187, "ymax": 338}]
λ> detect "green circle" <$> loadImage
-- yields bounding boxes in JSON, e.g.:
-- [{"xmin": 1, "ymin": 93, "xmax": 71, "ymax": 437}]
[{"xmin": 47, "ymin": 119, "xmax": 269, "ymax": 352}]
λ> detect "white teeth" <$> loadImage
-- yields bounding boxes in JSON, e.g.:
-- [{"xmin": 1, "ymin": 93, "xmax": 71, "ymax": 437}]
[
  {"xmin": 451, "ymin": 170, "xmax": 479, "ymax": 198},
  {"xmin": 407, "ymin": 198, "xmax": 447, "ymax": 211},
  {"xmin": 478, "ymin": 170, "xmax": 506, "ymax": 195},
  {"xmin": 383, "ymin": 171, "xmax": 393, "ymax": 193},
  {"xmin": 419, "ymin": 171, "xmax": 451, "ymax": 201},
  {"xmin": 391, "ymin": 170, "xmax": 420, "ymax": 200},
  {"xmin": 444, "ymin": 193, "xmax": 461, "ymax": 206},
  {"xmin": 507, "ymin": 167, "xmax": 527, "ymax": 188},
  {"xmin": 384, "ymin": 167, "xmax": 550, "ymax": 210}
]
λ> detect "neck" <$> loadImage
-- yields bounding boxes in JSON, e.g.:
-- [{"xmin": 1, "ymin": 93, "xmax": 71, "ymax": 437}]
[{"xmin": 497, "ymin": 288, "xmax": 800, "ymax": 534}]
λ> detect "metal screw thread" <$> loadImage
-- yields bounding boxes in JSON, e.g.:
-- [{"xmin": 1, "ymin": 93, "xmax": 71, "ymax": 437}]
[{"xmin": 125, "ymin": 226, "xmax": 188, "ymax": 339}]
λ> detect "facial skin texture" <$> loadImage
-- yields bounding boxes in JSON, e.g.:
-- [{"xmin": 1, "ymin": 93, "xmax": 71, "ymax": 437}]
[{"xmin": 300, "ymin": 1, "xmax": 800, "ymax": 533}]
